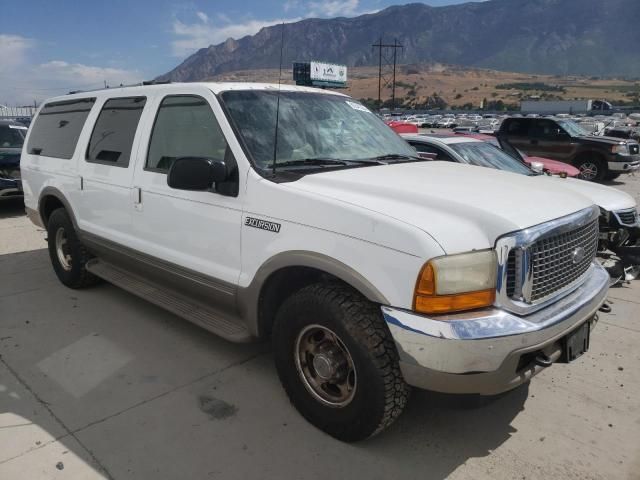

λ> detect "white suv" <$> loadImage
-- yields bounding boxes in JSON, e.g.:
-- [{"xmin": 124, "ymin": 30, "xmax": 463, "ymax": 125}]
[{"xmin": 21, "ymin": 82, "xmax": 609, "ymax": 441}]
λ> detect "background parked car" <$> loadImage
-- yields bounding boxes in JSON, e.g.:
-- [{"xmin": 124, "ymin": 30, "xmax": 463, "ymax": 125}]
[
  {"xmin": 0, "ymin": 119, "xmax": 27, "ymax": 200},
  {"xmin": 385, "ymin": 120, "xmax": 418, "ymax": 134},
  {"xmin": 403, "ymin": 132, "xmax": 640, "ymax": 282},
  {"xmin": 454, "ymin": 132, "xmax": 580, "ymax": 177}
]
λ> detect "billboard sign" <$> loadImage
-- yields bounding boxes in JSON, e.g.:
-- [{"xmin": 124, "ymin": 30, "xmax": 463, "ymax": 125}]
[{"xmin": 310, "ymin": 62, "xmax": 347, "ymax": 85}]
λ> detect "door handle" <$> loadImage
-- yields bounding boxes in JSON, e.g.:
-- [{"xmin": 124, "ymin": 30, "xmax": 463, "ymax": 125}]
[
  {"xmin": 133, "ymin": 187, "xmax": 142, "ymax": 204},
  {"xmin": 530, "ymin": 139, "xmax": 538, "ymax": 145}
]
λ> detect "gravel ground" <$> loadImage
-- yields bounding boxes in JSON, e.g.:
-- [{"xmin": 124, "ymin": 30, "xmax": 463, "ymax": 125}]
[{"xmin": 0, "ymin": 172, "xmax": 639, "ymax": 480}]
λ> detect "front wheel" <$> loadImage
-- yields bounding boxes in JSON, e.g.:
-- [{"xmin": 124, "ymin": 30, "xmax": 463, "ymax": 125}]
[
  {"xmin": 604, "ymin": 172, "xmax": 621, "ymax": 181},
  {"xmin": 272, "ymin": 283, "xmax": 410, "ymax": 442},
  {"xmin": 575, "ymin": 156, "xmax": 606, "ymax": 182}
]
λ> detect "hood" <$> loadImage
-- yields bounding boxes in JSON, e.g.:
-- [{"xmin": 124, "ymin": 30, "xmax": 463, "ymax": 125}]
[
  {"xmin": 543, "ymin": 176, "xmax": 636, "ymax": 212},
  {"xmin": 525, "ymin": 156, "xmax": 580, "ymax": 176},
  {"xmin": 580, "ymin": 135, "xmax": 638, "ymax": 146},
  {"xmin": 291, "ymin": 162, "xmax": 595, "ymax": 254}
]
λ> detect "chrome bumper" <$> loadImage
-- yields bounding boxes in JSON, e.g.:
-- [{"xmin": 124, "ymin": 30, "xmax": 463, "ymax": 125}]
[
  {"xmin": 608, "ymin": 159, "xmax": 640, "ymax": 172},
  {"xmin": 382, "ymin": 263, "xmax": 609, "ymax": 395}
]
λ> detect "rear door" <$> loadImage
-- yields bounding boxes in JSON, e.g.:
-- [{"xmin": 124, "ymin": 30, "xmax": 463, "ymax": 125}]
[
  {"xmin": 74, "ymin": 96, "xmax": 149, "ymax": 245},
  {"xmin": 500, "ymin": 118, "xmax": 531, "ymax": 154}
]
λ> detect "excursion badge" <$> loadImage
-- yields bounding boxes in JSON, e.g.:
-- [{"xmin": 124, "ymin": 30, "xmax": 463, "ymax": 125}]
[{"xmin": 245, "ymin": 216, "xmax": 281, "ymax": 233}]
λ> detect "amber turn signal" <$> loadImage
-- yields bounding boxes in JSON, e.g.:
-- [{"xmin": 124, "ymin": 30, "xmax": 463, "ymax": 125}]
[
  {"xmin": 413, "ymin": 257, "xmax": 496, "ymax": 315},
  {"xmin": 414, "ymin": 289, "xmax": 496, "ymax": 314}
]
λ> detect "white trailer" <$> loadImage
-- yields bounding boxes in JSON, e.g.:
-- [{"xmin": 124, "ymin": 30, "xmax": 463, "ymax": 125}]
[{"xmin": 521, "ymin": 100, "xmax": 612, "ymax": 115}]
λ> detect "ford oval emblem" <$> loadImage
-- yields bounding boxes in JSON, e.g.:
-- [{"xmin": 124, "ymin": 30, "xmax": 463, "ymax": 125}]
[{"xmin": 572, "ymin": 247, "xmax": 586, "ymax": 264}]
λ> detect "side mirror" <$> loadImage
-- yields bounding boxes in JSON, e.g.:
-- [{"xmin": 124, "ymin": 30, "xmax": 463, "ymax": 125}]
[
  {"xmin": 417, "ymin": 152, "xmax": 438, "ymax": 160},
  {"xmin": 530, "ymin": 161, "xmax": 545, "ymax": 173},
  {"xmin": 167, "ymin": 157, "xmax": 227, "ymax": 191}
]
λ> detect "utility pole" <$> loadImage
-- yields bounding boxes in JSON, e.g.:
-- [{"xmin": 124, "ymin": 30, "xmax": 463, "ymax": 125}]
[{"xmin": 371, "ymin": 38, "xmax": 404, "ymax": 110}]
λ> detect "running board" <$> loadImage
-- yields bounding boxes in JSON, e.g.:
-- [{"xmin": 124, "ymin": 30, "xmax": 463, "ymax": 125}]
[{"xmin": 86, "ymin": 259, "xmax": 251, "ymax": 343}]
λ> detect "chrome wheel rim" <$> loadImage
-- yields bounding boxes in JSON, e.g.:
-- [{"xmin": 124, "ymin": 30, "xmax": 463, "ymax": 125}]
[
  {"xmin": 294, "ymin": 325, "xmax": 357, "ymax": 408},
  {"xmin": 579, "ymin": 162, "xmax": 598, "ymax": 181},
  {"xmin": 55, "ymin": 227, "xmax": 72, "ymax": 271}
]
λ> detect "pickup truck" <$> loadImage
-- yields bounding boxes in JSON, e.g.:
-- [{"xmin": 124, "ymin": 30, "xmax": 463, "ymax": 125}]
[
  {"xmin": 21, "ymin": 83, "xmax": 609, "ymax": 441},
  {"xmin": 498, "ymin": 117, "xmax": 640, "ymax": 182}
]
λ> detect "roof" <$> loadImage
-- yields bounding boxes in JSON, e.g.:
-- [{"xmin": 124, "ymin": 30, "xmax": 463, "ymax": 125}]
[
  {"xmin": 400, "ymin": 133, "xmax": 481, "ymax": 145},
  {"xmin": 43, "ymin": 82, "xmax": 349, "ymax": 105}
]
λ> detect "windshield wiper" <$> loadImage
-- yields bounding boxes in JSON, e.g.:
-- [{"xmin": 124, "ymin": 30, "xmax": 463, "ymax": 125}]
[
  {"xmin": 370, "ymin": 153, "xmax": 423, "ymax": 163},
  {"xmin": 275, "ymin": 158, "xmax": 381, "ymax": 169}
]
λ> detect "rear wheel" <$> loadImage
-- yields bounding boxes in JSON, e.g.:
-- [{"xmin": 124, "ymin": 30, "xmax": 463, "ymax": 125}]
[
  {"xmin": 47, "ymin": 208, "xmax": 100, "ymax": 288},
  {"xmin": 272, "ymin": 283, "xmax": 410, "ymax": 442},
  {"xmin": 575, "ymin": 155, "xmax": 606, "ymax": 182}
]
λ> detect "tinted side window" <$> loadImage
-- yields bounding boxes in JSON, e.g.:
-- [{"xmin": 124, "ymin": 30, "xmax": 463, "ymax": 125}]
[
  {"xmin": 531, "ymin": 119, "xmax": 562, "ymax": 138},
  {"xmin": 86, "ymin": 97, "xmax": 146, "ymax": 167},
  {"xmin": 505, "ymin": 119, "xmax": 530, "ymax": 136},
  {"xmin": 27, "ymin": 98, "xmax": 95, "ymax": 159},
  {"xmin": 146, "ymin": 95, "xmax": 228, "ymax": 173}
]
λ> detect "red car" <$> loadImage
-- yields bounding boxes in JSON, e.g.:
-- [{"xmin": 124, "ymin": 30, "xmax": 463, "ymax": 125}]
[
  {"xmin": 385, "ymin": 120, "xmax": 418, "ymax": 134},
  {"xmin": 455, "ymin": 132, "xmax": 580, "ymax": 177}
]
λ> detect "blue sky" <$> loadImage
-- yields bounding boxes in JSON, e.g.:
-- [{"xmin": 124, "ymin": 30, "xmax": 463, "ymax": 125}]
[{"xmin": 1, "ymin": 0, "xmax": 480, "ymax": 104}]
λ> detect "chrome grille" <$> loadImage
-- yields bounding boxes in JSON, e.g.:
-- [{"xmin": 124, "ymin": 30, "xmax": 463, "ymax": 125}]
[
  {"xmin": 615, "ymin": 208, "xmax": 638, "ymax": 226},
  {"xmin": 506, "ymin": 250, "xmax": 516, "ymax": 297},
  {"xmin": 527, "ymin": 219, "xmax": 598, "ymax": 302}
]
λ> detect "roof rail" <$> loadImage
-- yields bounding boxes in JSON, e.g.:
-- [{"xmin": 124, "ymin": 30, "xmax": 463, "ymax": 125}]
[
  {"xmin": 67, "ymin": 79, "xmax": 171, "ymax": 95},
  {"xmin": 142, "ymin": 80, "xmax": 171, "ymax": 86}
]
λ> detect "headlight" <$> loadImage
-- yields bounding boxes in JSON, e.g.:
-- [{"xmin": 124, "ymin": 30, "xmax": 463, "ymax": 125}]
[
  {"xmin": 414, "ymin": 250, "xmax": 497, "ymax": 315},
  {"xmin": 612, "ymin": 144, "xmax": 629, "ymax": 154}
]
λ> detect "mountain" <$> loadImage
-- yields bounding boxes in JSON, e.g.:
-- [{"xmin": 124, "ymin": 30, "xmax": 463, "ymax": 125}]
[{"xmin": 157, "ymin": 0, "xmax": 640, "ymax": 81}]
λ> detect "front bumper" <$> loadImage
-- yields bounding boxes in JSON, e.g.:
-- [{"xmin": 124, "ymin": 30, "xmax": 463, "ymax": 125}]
[
  {"xmin": 0, "ymin": 179, "xmax": 22, "ymax": 198},
  {"xmin": 382, "ymin": 263, "xmax": 609, "ymax": 395},
  {"xmin": 609, "ymin": 156, "xmax": 640, "ymax": 172}
]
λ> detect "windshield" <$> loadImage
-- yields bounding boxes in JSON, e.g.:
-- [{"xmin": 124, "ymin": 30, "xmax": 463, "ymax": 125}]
[
  {"xmin": 557, "ymin": 120, "xmax": 588, "ymax": 137},
  {"xmin": 0, "ymin": 125, "xmax": 26, "ymax": 149},
  {"xmin": 220, "ymin": 90, "xmax": 417, "ymax": 171},
  {"xmin": 449, "ymin": 142, "xmax": 534, "ymax": 175}
]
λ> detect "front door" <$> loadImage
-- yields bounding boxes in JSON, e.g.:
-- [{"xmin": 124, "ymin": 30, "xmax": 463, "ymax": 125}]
[
  {"xmin": 128, "ymin": 87, "xmax": 244, "ymax": 298},
  {"xmin": 529, "ymin": 119, "xmax": 574, "ymax": 161}
]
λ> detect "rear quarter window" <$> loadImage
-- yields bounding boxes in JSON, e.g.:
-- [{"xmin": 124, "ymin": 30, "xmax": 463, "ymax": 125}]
[{"xmin": 27, "ymin": 98, "xmax": 95, "ymax": 159}]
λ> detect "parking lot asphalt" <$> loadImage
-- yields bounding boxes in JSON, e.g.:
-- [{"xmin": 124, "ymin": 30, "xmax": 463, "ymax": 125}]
[{"xmin": 1, "ymin": 174, "xmax": 639, "ymax": 480}]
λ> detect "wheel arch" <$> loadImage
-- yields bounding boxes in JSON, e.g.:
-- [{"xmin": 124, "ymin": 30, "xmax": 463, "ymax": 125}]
[
  {"xmin": 38, "ymin": 187, "xmax": 79, "ymax": 229},
  {"xmin": 572, "ymin": 149, "xmax": 607, "ymax": 167},
  {"xmin": 238, "ymin": 251, "xmax": 390, "ymax": 339}
]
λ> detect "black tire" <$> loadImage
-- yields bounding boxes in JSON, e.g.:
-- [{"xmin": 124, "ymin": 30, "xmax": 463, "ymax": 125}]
[
  {"xmin": 574, "ymin": 155, "xmax": 606, "ymax": 182},
  {"xmin": 272, "ymin": 282, "xmax": 410, "ymax": 442},
  {"xmin": 47, "ymin": 208, "xmax": 100, "ymax": 288},
  {"xmin": 604, "ymin": 172, "xmax": 621, "ymax": 181}
]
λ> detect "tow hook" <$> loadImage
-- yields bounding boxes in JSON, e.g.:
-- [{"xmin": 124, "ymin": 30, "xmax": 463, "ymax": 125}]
[
  {"xmin": 599, "ymin": 300, "xmax": 612, "ymax": 314},
  {"xmin": 534, "ymin": 354, "xmax": 553, "ymax": 368}
]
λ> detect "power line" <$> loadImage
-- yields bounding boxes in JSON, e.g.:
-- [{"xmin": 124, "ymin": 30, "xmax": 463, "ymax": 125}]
[{"xmin": 371, "ymin": 37, "xmax": 404, "ymax": 110}]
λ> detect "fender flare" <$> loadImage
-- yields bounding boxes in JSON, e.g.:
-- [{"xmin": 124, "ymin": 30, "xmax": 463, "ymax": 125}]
[
  {"xmin": 38, "ymin": 187, "xmax": 79, "ymax": 230},
  {"xmin": 237, "ymin": 250, "xmax": 390, "ymax": 336}
]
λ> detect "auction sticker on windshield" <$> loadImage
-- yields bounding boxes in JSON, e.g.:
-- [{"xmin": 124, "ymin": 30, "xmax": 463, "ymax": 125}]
[{"xmin": 346, "ymin": 101, "xmax": 371, "ymax": 113}]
